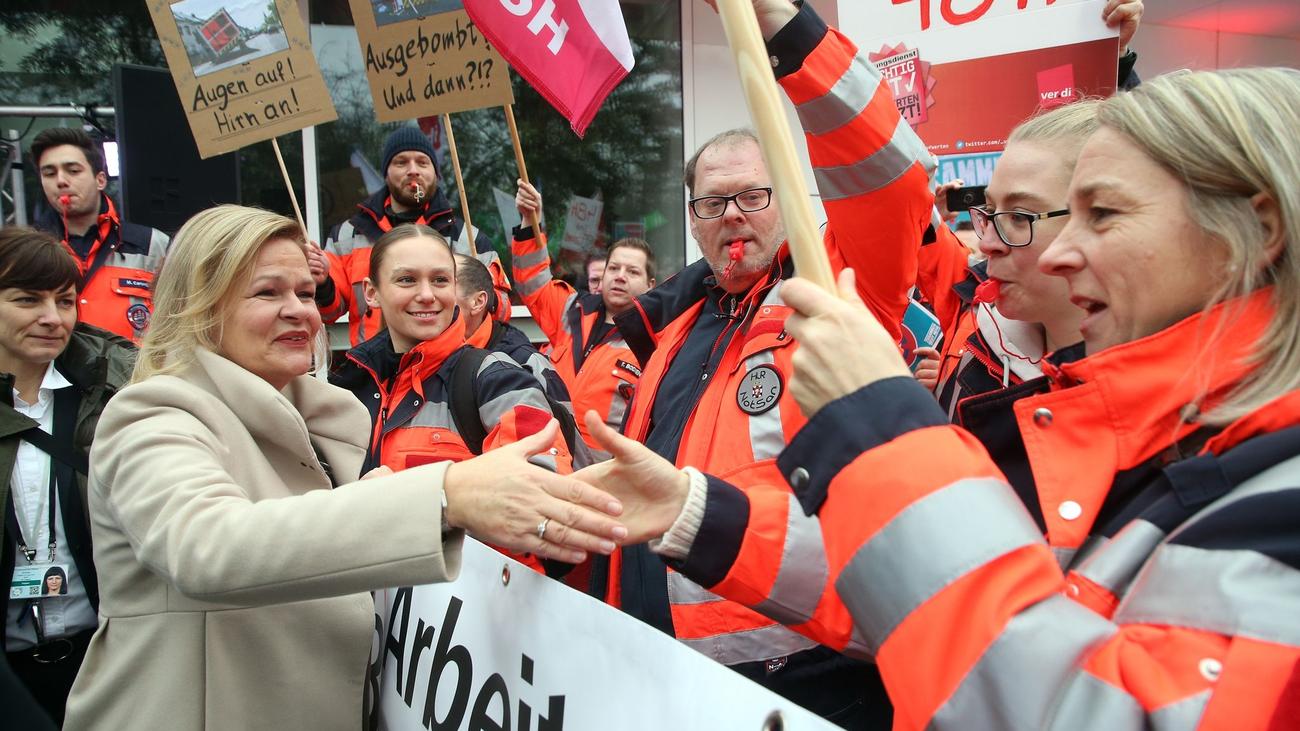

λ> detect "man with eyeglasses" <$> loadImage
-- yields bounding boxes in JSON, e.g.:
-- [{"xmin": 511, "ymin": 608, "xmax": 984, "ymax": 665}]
[{"xmin": 594, "ymin": 0, "xmax": 934, "ymax": 726}]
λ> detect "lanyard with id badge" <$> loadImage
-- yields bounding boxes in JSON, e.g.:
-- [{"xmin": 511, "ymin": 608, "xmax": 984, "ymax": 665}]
[{"xmin": 7, "ymin": 385, "xmax": 81, "ymax": 661}]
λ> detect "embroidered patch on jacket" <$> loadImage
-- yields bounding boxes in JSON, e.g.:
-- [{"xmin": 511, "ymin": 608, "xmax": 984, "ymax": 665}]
[
  {"xmin": 737, "ymin": 364, "xmax": 783, "ymax": 416},
  {"xmin": 615, "ymin": 359, "xmax": 642, "ymax": 378},
  {"xmin": 118, "ymin": 278, "xmax": 151, "ymax": 290},
  {"xmin": 126, "ymin": 303, "xmax": 151, "ymax": 331}
]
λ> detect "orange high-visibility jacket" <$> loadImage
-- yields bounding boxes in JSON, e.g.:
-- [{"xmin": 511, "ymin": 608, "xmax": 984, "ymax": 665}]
[
  {"xmin": 329, "ymin": 316, "xmax": 569, "ymax": 475},
  {"xmin": 672, "ymin": 290, "xmax": 1300, "ymax": 730},
  {"xmin": 330, "ymin": 316, "xmax": 570, "ymax": 574},
  {"xmin": 512, "ymin": 230, "xmax": 640, "ymax": 454},
  {"xmin": 34, "ymin": 194, "xmax": 169, "ymax": 342},
  {"xmin": 318, "ymin": 187, "xmax": 510, "ymax": 346},
  {"xmin": 606, "ymin": 4, "xmax": 934, "ymax": 682}
]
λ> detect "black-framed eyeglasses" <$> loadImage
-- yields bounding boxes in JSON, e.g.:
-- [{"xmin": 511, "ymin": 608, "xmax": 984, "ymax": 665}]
[
  {"xmin": 969, "ymin": 206, "xmax": 1070, "ymax": 248},
  {"xmin": 688, "ymin": 187, "xmax": 773, "ymax": 220}
]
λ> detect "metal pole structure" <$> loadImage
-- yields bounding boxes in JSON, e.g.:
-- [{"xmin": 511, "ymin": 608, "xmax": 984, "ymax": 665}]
[{"xmin": 0, "ymin": 105, "xmax": 115, "ymax": 119}]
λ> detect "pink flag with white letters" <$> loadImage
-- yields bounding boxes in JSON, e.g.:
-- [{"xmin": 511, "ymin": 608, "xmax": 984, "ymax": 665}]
[{"xmin": 463, "ymin": 0, "xmax": 634, "ymax": 137}]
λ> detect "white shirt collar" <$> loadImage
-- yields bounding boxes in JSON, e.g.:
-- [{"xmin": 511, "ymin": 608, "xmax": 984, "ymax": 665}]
[{"xmin": 12, "ymin": 363, "xmax": 73, "ymax": 409}]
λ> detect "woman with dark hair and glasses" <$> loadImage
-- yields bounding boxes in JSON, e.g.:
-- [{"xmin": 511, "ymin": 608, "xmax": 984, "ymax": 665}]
[{"xmin": 0, "ymin": 226, "xmax": 135, "ymax": 724}]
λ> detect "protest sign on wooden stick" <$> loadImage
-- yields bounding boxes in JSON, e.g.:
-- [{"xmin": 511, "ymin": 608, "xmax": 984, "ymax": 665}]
[{"xmin": 146, "ymin": 0, "xmax": 337, "ymax": 159}]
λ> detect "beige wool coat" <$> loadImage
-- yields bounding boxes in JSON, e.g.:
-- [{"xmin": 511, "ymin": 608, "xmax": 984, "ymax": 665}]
[{"xmin": 64, "ymin": 349, "xmax": 463, "ymax": 731}]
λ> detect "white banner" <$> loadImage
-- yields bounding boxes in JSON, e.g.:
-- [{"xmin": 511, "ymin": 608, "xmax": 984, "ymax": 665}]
[
  {"xmin": 368, "ymin": 539, "xmax": 840, "ymax": 731},
  {"xmin": 561, "ymin": 195, "xmax": 603, "ymax": 254}
]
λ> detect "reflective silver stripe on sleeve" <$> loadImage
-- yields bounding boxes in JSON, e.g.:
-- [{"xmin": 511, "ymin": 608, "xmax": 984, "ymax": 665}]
[
  {"xmin": 326, "ymin": 221, "xmax": 366, "ymax": 256},
  {"xmin": 814, "ymin": 116, "xmax": 932, "ymax": 201},
  {"xmin": 679, "ymin": 622, "xmax": 819, "ymax": 666},
  {"xmin": 794, "ymin": 55, "xmax": 883, "ymax": 137},
  {"xmin": 560, "ymin": 293, "xmax": 581, "ymax": 337},
  {"xmin": 525, "ymin": 353, "xmax": 560, "ymax": 395},
  {"xmin": 1044, "ymin": 672, "xmax": 1145, "ymax": 731},
  {"xmin": 515, "ymin": 273, "xmax": 552, "ymax": 298},
  {"xmin": 476, "ymin": 354, "xmax": 552, "ymax": 429},
  {"xmin": 743, "ymin": 350, "xmax": 786, "ymax": 461},
  {"xmin": 513, "ymin": 246, "xmax": 549, "ymax": 272},
  {"xmin": 604, "ymin": 381, "xmax": 631, "ymax": 433},
  {"xmin": 752, "ymin": 493, "xmax": 829, "ymax": 627},
  {"xmin": 835, "ymin": 477, "xmax": 1045, "ymax": 653},
  {"xmin": 667, "ymin": 571, "xmax": 725, "ymax": 606},
  {"xmin": 929, "ymin": 594, "xmax": 1117, "ymax": 731},
  {"xmin": 1150, "ymin": 689, "xmax": 1212, "ymax": 731},
  {"xmin": 1074, "ymin": 520, "xmax": 1165, "ymax": 596},
  {"xmin": 1051, "ymin": 546, "xmax": 1079, "ymax": 571},
  {"xmin": 408, "ymin": 400, "xmax": 453, "ymax": 429},
  {"xmin": 845, "ymin": 625, "xmax": 872, "ymax": 661},
  {"xmin": 1115, "ymin": 543, "xmax": 1300, "ymax": 647}
]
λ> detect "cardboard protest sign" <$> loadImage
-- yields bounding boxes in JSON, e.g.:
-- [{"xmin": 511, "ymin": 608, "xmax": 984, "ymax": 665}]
[
  {"xmin": 841, "ymin": 0, "xmax": 1119, "ymax": 156},
  {"xmin": 147, "ymin": 0, "xmax": 338, "ymax": 159},
  {"xmin": 348, "ymin": 0, "xmax": 514, "ymax": 123}
]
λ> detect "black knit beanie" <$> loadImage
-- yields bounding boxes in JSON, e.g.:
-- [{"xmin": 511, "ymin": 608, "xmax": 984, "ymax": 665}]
[{"xmin": 381, "ymin": 126, "xmax": 436, "ymax": 173}]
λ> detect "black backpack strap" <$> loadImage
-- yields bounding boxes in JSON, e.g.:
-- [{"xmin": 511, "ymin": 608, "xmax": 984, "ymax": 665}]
[
  {"xmin": 18, "ymin": 387, "xmax": 88, "ymax": 476},
  {"xmin": 449, "ymin": 348, "xmax": 492, "ymax": 455}
]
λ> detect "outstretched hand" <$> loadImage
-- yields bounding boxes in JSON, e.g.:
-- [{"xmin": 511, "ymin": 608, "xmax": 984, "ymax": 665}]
[
  {"xmin": 783, "ymin": 269, "xmax": 911, "ymax": 418},
  {"xmin": 443, "ymin": 420, "xmax": 627, "ymax": 564},
  {"xmin": 571, "ymin": 411, "xmax": 691, "ymax": 545}
]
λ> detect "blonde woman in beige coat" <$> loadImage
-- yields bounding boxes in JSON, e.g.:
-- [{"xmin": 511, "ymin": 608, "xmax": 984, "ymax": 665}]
[{"xmin": 62, "ymin": 205, "xmax": 627, "ymax": 731}]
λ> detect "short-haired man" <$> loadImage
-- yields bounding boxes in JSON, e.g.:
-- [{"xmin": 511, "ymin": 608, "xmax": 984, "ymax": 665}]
[
  {"xmin": 512, "ymin": 183, "xmax": 656, "ymax": 458},
  {"xmin": 584, "ymin": 254, "xmax": 606, "ymax": 294},
  {"xmin": 601, "ymin": 1, "xmax": 935, "ymax": 726},
  {"xmin": 454, "ymin": 253, "xmax": 574, "ymax": 414},
  {"xmin": 30, "ymin": 128, "xmax": 169, "ymax": 342},
  {"xmin": 316, "ymin": 126, "xmax": 510, "ymax": 345}
]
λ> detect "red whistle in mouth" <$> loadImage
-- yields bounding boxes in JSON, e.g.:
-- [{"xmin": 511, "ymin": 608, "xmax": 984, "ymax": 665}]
[
  {"xmin": 58, "ymin": 194, "xmax": 71, "ymax": 208},
  {"xmin": 721, "ymin": 239, "xmax": 745, "ymax": 279},
  {"xmin": 974, "ymin": 278, "xmax": 1001, "ymax": 304}
]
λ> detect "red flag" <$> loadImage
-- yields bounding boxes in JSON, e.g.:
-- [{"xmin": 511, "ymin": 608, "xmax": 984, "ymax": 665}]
[{"xmin": 464, "ymin": 0, "xmax": 634, "ymax": 137}]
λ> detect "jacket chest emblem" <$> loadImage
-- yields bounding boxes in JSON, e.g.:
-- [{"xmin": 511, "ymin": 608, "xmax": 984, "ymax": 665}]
[
  {"xmin": 126, "ymin": 303, "xmax": 151, "ymax": 331},
  {"xmin": 737, "ymin": 364, "xmax": 783, "ymax": 416}
]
